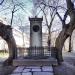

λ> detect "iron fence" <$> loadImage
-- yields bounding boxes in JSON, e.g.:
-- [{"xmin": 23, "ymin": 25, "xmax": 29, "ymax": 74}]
[{"xmin": 17, "ymin": 46, "xmax": 51, "ymax": 58}]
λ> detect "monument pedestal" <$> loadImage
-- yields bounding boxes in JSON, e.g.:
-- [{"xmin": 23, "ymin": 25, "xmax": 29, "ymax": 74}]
[{"xmin": 13, "ymin": 57, "xmax": 57, "ymax": 66}]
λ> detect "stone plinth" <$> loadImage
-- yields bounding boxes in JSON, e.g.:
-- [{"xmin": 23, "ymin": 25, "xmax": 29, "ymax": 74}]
[{"xmin": 13, "ymin": 57, "xmax": 57, "ymax": 66}]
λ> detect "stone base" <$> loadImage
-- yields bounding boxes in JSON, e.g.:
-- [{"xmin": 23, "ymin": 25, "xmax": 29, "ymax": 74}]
[{"xmin": 13, "ymin": 57, "xmax": 57, "ymax": 66}]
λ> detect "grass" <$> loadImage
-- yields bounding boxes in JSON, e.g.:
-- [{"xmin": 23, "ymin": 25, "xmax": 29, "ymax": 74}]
[{"xmin": 0, "ymin": 52, "xmax": 9, "ymax": 59}]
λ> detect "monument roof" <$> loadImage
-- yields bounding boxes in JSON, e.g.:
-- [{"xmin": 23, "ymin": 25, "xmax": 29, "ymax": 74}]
[{"xmin": 29, "ymin": 17, "xmax": 43, "ymax": 21}]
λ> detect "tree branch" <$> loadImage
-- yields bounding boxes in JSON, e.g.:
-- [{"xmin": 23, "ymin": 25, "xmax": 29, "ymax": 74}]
[
  {"xmin": 11, "ymin": 5, "xmax": 16, "ymax": 25},
  {"xmin": 63, "ymin": 10, "xmax": 68, "ymax": 22},
  {"xmin": 0, "ymin": 0, "xmax": 4, "ymax": 5},
  {"xmin": 39, "ymin": 5, "xmax": 49, "ymax": 28},
  {"xmin": 56, "ymin": 12, "xmax": 63, "ymax": 24},
  {"xmin": 66, "ymin": 0, "xmax": 75, "ymax": 25}
]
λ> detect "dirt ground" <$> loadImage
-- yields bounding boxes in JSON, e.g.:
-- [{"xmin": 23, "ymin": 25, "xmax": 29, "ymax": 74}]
[
  {"xmin": 53, "ymin": 62, "xmax": 75, "ymax": 75},
  {"xmin": 53, "ymin": 52, "xmax": 75, "ymax": 75},
  {"xmin": 0, "ymin": 65, "xmax": 16, "ymax": 75}
]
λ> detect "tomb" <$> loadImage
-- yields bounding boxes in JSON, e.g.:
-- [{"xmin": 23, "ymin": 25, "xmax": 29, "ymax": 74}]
[
  {"xmin": 13, "ymin": 17, "xmax": 57, "ymax": 66},
  {"xmin": 29, "ymin": 17, "xmax": 43, "ymax": 57}
]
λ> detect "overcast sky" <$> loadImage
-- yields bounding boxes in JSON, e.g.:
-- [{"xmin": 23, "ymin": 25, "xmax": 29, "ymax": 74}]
[{"xmin": 0, "ymin": 0, "xmax": 70, "ymax": 35}]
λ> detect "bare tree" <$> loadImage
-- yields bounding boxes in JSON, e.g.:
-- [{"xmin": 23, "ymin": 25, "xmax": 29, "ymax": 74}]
[
  {"xmin": 56, "ymin": 6, "xmax": 72, "ymax": 52},
  {"xmin": 35, "ymin": 0, "xmax": 58, "ymax": 50},
  {"xmin": 10, "ymin": 1, "xmax": 25, "ymax": 26},
  {"xmin": 0, "ymin": 22, "xmax": 17, "ymax": 60},
  {"xmin": 18, "ymin": 16, "xmax": 25, "ymax": 47},
  {"xmin": 55, "ymin": 0, "xmax": 75, "ymax": 64}
]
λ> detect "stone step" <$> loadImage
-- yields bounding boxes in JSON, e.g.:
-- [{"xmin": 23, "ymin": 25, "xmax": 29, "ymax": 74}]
[
  {"xmin": 33, "ymin": 72, "xmax": 53, "ymax": 75},
  {"xmin": 13, "ymin": 66, "xmax": 24, "ymax": 73},
  {"xmin": 10, "ymin": 73, "xmax": 21, "ymax": 75},
  {"xmin": 26, "ymin": 66, "xmax": 40, "ymax": 69},
  {"xmin": 22, "ymin": 72, "xmax": 32, "ymax": 75},
  {"xmin": 23, "ymin": 68, "xmax": 31, "ymax": 72},
  {"xmin": 42, "ymin": 66, "xmax": 53, "ymax": 72},
  {"xmin": 13, "ymin": 57, "xmax": 57, "ymax": 66},
  {"xmin": 31, "ymin": 68, "xmax": 41, "ymax": 72}
]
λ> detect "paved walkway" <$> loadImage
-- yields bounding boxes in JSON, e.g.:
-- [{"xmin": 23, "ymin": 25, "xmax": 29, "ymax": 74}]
[
  {"xmin": 10, "ymin": 66, "xmax": 54, "ymax": 75},
  {"xmin": 54, "ymin": 62, "xmax": 75, "ymax": 75}
]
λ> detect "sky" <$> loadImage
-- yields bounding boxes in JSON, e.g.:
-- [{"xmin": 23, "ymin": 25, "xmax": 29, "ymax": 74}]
[
  {"xmin": 0, "ymin": 0, "xmax": 33, "ymax": 34},
  {"xmin": 0, "ymin": 0, "xmax": 70, "ymax": 35},
  {"xmin": 0, "ymin": 0, "xmax": 47, "ymax": 34},
  {"xmin": 0, "ymin": 0, "xmax": 73, "ymax": 49},
  {"xmin": 0, "ymin": 0, "xmax": 33, "ymax": 23}
]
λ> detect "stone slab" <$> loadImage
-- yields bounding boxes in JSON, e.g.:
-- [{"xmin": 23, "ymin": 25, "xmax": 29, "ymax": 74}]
[
  {"xmin": 13, "ymin": 66, "xmax": 24, "ymax": 73},
  {"xmin": 22, "ymin": 72, "xmax": 32, "ymax": 75},
  {"xmin": 42, "ymin": 66, "xmax": 53, "ymax": 72},
  {"xmin": 10, "ymin": 73, "xmax": 21, "ymax": 75},
  {"xmin": 23, "ymin": 68, "xmax": 31, "ymax": 72},
  {"xmin": 11, "ymin": 66, "xmax": 54, "ymax": 75},
  {"xmin": 26, "ymin": 66, "xmax": 40, "ymax": 69},
  {"xmin": 33, "ymin": 72, "xmax": 53, "ymax": 75},
  {"xmin": 31, "ymin": 68, "xmax": 41, "ymax": 72}
]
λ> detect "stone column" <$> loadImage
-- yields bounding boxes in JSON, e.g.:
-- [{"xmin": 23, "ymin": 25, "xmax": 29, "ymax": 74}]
[{"xmin": 29, "ymin": 17, "xmax": 43, "ymax": 56}]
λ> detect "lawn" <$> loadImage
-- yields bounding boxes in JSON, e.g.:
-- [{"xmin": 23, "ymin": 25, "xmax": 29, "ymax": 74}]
[{"xmin": 0, "ymin": 52, "xmax": 9, "ymax": 59}]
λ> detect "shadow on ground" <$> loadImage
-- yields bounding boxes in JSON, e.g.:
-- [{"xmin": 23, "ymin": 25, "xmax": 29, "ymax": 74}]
[
  {"xmin": 53, "ymin": 62, "xmax": 75, "ymax": 75},
  {"xmin": 54, "ymin": 52, "xmax": 75, "ymax": 75},
  {"xmin": 0, "ymin": 65, "xmax": 16, "ymax": 75}
]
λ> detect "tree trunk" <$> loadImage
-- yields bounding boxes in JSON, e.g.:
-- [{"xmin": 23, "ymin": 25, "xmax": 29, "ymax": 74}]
[
  {"xmin": 11, "ymin": 11, "xmax": 14, "ymax": 26},
  {"xmin": 6, "ymin": 37, "xmax": 17, "ymax": 59},
  {"xmin": 0, "ymin": 23, "xmax": 17, "ymax": 65},
  {"xmin": 54, "ymin": 0, "xmax": 75, "ymax": 64},
  {"xmin": 55, "ymin": 28, "xmax": 69, "ymax": 63},
  {"xmin": 48, "ymin": 29, "xmax": 51, "ymax": 51},
  {"xmin": 55, "ymin": 23, "xmax": 75, "ymax": 63},
  {"xmin": 4, "ymin": 37, "xmax": 17, "ymax": 65},
  {"xmin": 55, "ymin": 24, "xmax": 75, "ymax": 63},
  {"xmin": 68, "ymin": 35, "xmax": 72, "ymax": 52}
]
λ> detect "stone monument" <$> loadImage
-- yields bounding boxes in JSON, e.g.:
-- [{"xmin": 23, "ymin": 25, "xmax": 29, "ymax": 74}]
[
  {"xmin": 13, "ymin": 17, "xmax": 57, "ymax": 66},
  {"xmin": 29, "ymin": 17, "xmax": 43, "ymax": 57}
]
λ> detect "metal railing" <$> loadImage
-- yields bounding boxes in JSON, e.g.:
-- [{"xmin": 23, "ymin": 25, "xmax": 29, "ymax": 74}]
[{"xmin": 17, "ymin": 46, "xmax": 51, "ymax": 58}]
